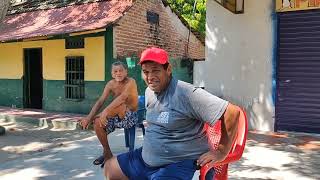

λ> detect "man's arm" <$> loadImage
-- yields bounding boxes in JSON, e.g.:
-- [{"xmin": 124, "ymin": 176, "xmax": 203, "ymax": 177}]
[
  {"xmin": 86, "ymin": 82, "xmax": 112, "ymax": 121},
  {"xmin": 197, "ymin": 103, "xmax": 240, "ymax": 166},
  {"xmin": 217, "ymin": 103, "xmax": 240, "ymax": 156}
]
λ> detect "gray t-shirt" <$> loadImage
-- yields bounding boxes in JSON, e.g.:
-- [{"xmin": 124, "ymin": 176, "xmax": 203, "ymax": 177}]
[{"xmin": 142, "ymin": 78, "xmax": 228, "ymax": 167}]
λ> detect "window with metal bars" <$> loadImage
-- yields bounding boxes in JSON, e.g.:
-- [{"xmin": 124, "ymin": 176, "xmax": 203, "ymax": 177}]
[{"xmin": 65, "ymin": 56, "xmax": 85, "ymax": 100}]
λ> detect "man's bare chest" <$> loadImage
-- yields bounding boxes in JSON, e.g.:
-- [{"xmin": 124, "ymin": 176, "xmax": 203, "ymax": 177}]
[{"xmin": 111, "ymin": 84, "xmax": 126, "ymax": 97}]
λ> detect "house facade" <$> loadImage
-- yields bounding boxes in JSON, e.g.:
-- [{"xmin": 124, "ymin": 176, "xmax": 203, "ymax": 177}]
[
  {"xmin": 194, "ymin": 0, "xmax": 320, "ymax": 133},
  {"xmin": 0, "ymin": 0, "xmax": 204, "ymax": 114}
]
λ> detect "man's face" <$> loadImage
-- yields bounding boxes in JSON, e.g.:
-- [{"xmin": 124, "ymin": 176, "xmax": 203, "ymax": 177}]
[
  {"xmin": 141, "ymin": 61, "xmax": 172, "ymax": 93},
  {"xmin": 111, "ymin": 65, "xmax": 127, "ymax": 82}
]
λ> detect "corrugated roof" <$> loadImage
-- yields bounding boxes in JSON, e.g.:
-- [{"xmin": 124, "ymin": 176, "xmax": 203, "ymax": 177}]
[{"xmin": 0, "ymin": 0, "xmax": 133, "ymax": 42}]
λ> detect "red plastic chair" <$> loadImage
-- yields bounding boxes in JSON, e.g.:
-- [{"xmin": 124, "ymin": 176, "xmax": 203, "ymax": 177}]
[{"xmin": 199, "ymin": 106, "xmax": 248, "ymax": 180}]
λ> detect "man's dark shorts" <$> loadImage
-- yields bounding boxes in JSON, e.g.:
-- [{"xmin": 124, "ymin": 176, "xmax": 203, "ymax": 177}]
[
  {"xmin": 117, "ymin": 147, "xmax": 197, "ymax": 180},
  {"xmin": 105, "ymin": 110, "xmax": 138, "ymax": 134}
]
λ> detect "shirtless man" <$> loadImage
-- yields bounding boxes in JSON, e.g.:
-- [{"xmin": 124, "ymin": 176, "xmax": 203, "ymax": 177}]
[{"xmin": 79, "ymin": 61, "xmax": 138, "ymax": 167}]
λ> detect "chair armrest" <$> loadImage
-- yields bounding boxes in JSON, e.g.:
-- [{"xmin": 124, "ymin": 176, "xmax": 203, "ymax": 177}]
[{"xmin": 200, "ymin": 145, "xmax": 243, "ymax": 177}]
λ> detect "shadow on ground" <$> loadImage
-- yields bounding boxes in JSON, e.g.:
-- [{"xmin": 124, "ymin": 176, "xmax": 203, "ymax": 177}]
[
  {"xmin": 229, "ymin": 132, "xmax": 319, "ymax": 180},
  {"xmin": 0, "ymin": 123, "xmax": 144, "ymax": 179},
  {"xmin": 0, "ymin": 116, "xmax": 319, "ymax": 180}
]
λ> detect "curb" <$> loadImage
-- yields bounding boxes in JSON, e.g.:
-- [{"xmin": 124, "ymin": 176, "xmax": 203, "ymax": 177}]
[{"xmin": 0, "ymin": 114, "xmax": 87, "ymax": 130}]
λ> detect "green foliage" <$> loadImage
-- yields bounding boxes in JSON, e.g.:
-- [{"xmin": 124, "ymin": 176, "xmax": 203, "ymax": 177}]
[{"xmin": 166, "ymin": 0, "xmax": 206, "ymax": 38}]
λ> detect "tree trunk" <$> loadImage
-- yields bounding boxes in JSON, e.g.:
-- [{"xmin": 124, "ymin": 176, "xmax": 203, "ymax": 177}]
[{"xmin": 0, "ymin": 0, "xmax": 10, "ymax": 24}]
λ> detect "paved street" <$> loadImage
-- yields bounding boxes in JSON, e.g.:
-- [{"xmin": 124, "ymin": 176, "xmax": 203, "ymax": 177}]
[
  {"xmin": 0, "ymin": 123, "xmax": 144, "ymax": 180},
  {"xmin": 0, "ymin": 107, "xmax": 319, "ymax": 180}
]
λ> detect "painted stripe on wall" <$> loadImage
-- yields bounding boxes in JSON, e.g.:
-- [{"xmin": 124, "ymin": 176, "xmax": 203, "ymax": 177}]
[{"xmin": 0, "ymin": 79, "xmax": 23, "ymax": 108}]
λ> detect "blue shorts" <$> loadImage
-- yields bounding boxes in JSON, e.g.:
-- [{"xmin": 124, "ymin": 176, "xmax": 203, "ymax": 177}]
[
  {"xmin": 105, "ymin": 110, "xmax": 138, "ymax": 134},
  {"xmin": 117, "ymin": 147, "xmax": 197, "ymax": 180}
]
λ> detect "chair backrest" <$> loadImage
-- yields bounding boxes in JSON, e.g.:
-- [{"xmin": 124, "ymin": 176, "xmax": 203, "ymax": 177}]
[
  {"xmin": 205, "ymin": 106, "xmax": 247, "ymax": 162},
  {"xmin": 200, "ymin": 106, "xmax": 248, "ymax": 180},
  {"xmin": 138, "ymin": 95, "xmax": 145, "ymax": 109},
  {"xmin": 137, "ymin": 96, "xmax": 146, "ymax": 124}
]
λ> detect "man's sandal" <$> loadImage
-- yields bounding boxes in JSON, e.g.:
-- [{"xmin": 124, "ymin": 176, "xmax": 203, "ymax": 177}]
[{"xmin": 93, "ymin": 155, "xmax": 104, "ymax": 166}]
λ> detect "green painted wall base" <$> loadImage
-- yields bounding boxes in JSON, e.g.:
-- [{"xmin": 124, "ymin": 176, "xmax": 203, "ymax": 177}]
[
  {"xmin": 43, "ymin": 80, "xmax": 107, "ymax": 114},
  {"xmin": 0, "ymin": 79, "xmax": 23, "ymax": 108},
  {"xmin": 170, "ymin": 58, "xmax": 193, "ymax": 84},
  {"xmin": 0, "ymin": 60, "xmax": 192, "ymax": 114},
  {"xmin": 118, "ymin": 57, "xmax": 193, "ymax": 95}
]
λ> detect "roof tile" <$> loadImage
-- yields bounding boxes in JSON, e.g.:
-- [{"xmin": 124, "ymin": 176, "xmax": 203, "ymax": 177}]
[{"xmin": 0, "ymin": 0, "xmax": 133, "ymax": 42}]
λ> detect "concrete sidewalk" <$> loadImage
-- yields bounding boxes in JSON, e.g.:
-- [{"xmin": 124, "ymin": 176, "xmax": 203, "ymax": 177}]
[
  {"xmin": 230, "ymin": 131, "xmax": 319, "ymax": 179},
  {"xmin": 0, "ymin": 106, "xmax": 319, "ymax": 180},
  {"xmin": 0, "ymin": 106, "xmax": 84, "ymax": 130}
]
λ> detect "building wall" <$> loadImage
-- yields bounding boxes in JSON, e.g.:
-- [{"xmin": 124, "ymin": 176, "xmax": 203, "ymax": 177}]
[
  {"xmin": 43, "ymin": 37, "xmax": 105, "ymax": 81},
  {"xmin": 194, "ymin": 0, "xmax": 275, "ymax": 131},
  {"xmin": 113, "ymin": 0, "xmax": 201, "ymax": 85},
  {"xmin": 0, "ymin": 37, "xmax": 104, "ymax": 80},
  {"xmin": 0, "ymin": 36, "xmax": 107, "ymax": 113},
  {"xmin": 114, "ymin": 0, "xmax": 205, "ymax": 60}
]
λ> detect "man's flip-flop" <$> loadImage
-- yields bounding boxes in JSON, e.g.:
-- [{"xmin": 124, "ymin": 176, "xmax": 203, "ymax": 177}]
[{"xmin": 93, "ymin": 155, "xmax": 104, "ymax": 166}]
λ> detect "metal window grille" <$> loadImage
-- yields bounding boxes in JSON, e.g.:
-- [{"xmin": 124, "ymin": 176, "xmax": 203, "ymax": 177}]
[
  {"xmin": 65, "ymin": 56, "xmax": 84, "ymax": 100},
  {"xmin": 65, "ymin": 37, "xmax": 84, "ymax": 49}
]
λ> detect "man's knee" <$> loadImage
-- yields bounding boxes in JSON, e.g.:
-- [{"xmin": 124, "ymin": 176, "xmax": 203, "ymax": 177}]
[
  {"xmin": 104, "ymin": 157, "xmax": 127, "ymax": 180},
  {"xmin": 93, "ymin": 117, "xmax": 101, "ymax": 128}
]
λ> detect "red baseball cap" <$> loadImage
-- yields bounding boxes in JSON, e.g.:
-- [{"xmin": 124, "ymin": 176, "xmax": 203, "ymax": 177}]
[{"xmin": 138, "ymin": 47, "xmax": 169, "ymax": 65}]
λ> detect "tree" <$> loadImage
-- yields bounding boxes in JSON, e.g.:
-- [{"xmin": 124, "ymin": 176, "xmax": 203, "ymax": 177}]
[
  {"xmin": 166, "ymin": 0, "xmax": 206, "ymax": 38},
  {"xmin": 0, "ymin": 0, "xmax": 10, "ymax": 24}
]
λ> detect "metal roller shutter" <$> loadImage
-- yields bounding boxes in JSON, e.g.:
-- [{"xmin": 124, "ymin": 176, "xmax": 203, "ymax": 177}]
[{"xmin": 276, "ymin": 10, "xmax": 320, "ymax": 133}]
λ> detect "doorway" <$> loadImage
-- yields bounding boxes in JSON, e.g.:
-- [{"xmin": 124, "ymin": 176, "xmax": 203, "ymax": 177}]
[{"xmin": 23, "ymin": 48, "xmax": 43, "ymax": 109}]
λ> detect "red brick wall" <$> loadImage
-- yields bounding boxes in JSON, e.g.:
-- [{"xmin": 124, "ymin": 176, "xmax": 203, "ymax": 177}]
[{"xmin": 114, "ymin": 0, "xmax": 205, "ymax": 60}]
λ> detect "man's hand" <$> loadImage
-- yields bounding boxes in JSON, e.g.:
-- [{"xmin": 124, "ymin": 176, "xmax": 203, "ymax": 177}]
[
  {"xmin": 79, "ymin": 118, "xmax": 91, "ymax": 130},
  {"xmin": 197, "ymin": 150, "xmax": 228, "ymax": 167},
  {"xmin": 99, "ymin": 113, "xmax": 108, "ymax": 127}
]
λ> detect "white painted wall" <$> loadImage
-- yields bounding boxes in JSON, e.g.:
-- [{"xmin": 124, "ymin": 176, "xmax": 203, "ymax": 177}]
[{"xmin": 194, "ymin": 0, "xmax": 275, "ymax": 131}]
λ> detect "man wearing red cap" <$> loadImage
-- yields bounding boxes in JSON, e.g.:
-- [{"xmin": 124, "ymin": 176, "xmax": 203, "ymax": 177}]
[{"xmin": 104, "ymin": 47, "xmax": 239, "ymax": 179}]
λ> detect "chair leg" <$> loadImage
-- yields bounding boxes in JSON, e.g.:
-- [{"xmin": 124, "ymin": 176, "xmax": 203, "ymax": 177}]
[
  {"xmin": 124, "ymin": 128, "xmax": 130, "ymax": 147},
  {"xmin": 139, "ymin": 124, "xmax": 145, "ymax": 136},
  {"xmin": 219, "ymin": 164, "xmax": 228, "ymax": 180},
  {"xmin": 128, "ymin": 126, "xmax": 136, "ymax": 151},
  {"xmin": 214, "ymin": 164, "xmax": 228, "ymax": 180},
  {"xmin": 142, "ymin": 126, "xmax": 145, "ymax": 136}
]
